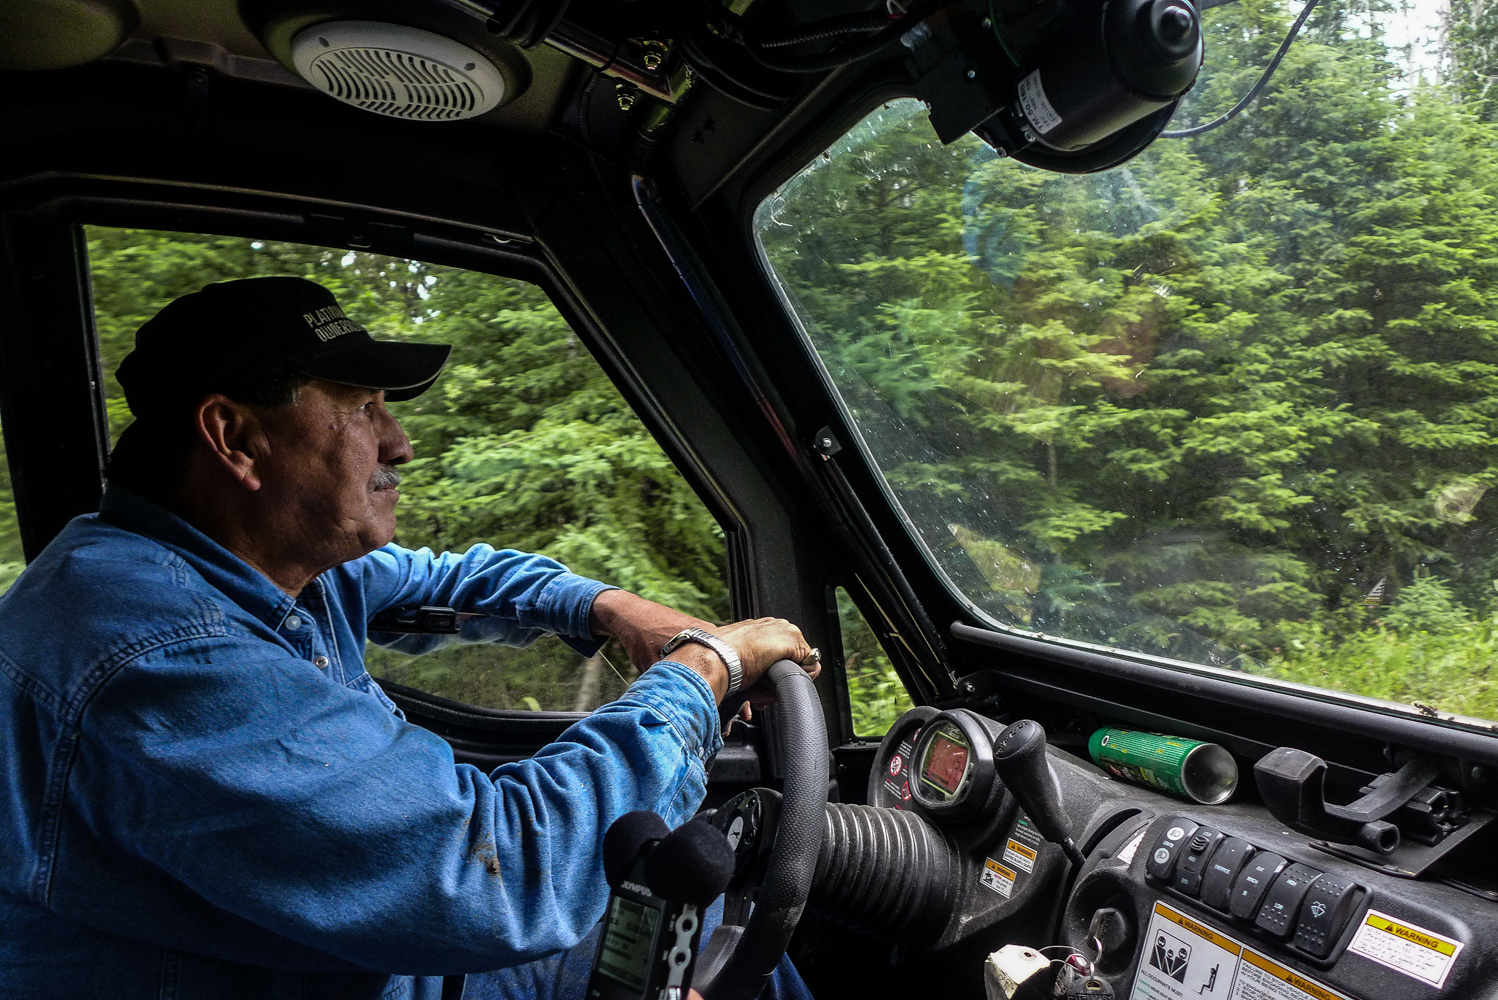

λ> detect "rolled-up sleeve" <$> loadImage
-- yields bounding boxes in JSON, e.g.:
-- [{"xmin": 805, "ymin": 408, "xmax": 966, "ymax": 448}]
[
  {"xmin": 76, "ymin": 645, "xmax": 721, "ymax": 976},
  {"xmin": 353, "ymin": 543, "xmax": 617, "ymax": 656}
]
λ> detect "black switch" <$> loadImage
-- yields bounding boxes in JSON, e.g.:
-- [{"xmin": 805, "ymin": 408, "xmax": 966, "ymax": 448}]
[
  {"xmin": 1146, "ymin": 817, "xmax": 1199, "ymax": 883},
  {"xmin": 1230, "ymin": 851, "xmax": 1288, "ymax": 920},
  {"xmin": 1255, "ymin": 862, "xmax": 1321, "ymax": 937},
  {"xmin": 1292, "ymin": 874, "xmax": 1361, "ymax": 958},
  {"xmin": 1200, "ymin": 837, "xmax": 1255, "ymax": 911},
  {"xmin": 1173, "ymin": 828, "xmax": 1224, "ymax": 896}
]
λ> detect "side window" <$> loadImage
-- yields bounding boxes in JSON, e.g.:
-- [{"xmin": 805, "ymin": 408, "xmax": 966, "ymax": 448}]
[
  {"xmin": 836, "ymin": 586, "xmax": 912, "ymax": 735},
  {"xmin": 86, "ymin": 228, "xmax": 731, "ymax": 711},
  {"xmin": 0, "ymin": 414, "xmax": 22, "ymax": 593}
]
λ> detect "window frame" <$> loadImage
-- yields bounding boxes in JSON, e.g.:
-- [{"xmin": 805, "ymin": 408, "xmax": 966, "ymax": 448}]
[
  {"xmin": 0, "ymin": 213, "xmax": 111, "ymax": 558},
  {"xmin": 0, "ymin": 183, "xmax": 777, "ymax": 729},
  {"xmin": 733, "ymin": 89, "xmax": 1498, "ymax": 766}
]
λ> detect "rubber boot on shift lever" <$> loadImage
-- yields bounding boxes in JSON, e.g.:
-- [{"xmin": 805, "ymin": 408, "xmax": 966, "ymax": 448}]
[{"xmin": 993, "ymin": 719, "xmax": 1086, "ymax": 867}]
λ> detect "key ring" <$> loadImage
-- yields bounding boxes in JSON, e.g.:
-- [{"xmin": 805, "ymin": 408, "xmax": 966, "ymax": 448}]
[{"xmin": 1085, "ymin": 934, "xmax": 1104, "ymax": 977}]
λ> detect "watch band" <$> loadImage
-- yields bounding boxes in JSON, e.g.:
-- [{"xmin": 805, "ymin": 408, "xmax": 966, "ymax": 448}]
[{"xmin": 659, "ymin": 627, "xmax": 744, "ymax": 695}]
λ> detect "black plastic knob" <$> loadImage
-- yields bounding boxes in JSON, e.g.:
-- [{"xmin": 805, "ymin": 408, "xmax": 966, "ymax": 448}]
[
  {"xmin": 1149, "ymin": 1, "xmax": 1199, "ymax": 56},
  {"xmin": 993, "ymin": 719, "xmax": 1074, "ymax": 848}
]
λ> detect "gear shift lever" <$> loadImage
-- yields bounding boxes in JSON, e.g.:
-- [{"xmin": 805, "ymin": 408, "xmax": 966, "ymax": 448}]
[{"xmin": 994, "ymin": 719, "xmax": 1086, "ymax": 867}]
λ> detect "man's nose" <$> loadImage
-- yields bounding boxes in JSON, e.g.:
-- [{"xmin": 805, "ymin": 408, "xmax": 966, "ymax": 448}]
[{"xmin": 376, "ymin": 407, "xmax": 414, "ymax": 465}]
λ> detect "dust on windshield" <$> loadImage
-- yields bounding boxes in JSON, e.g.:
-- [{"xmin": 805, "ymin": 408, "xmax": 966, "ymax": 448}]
[{"xmin": 755, "ymin": 0, "xmax": 1498, "ymax": 725}]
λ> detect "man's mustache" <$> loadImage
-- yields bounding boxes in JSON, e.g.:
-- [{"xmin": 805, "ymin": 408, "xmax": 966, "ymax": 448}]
[{"xmin": 370, "ymin": 465, "xmax": 402, "ymax": 491}]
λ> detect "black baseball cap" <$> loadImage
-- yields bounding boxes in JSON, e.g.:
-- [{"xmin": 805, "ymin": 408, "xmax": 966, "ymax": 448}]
[{"xmin": 117, "ymin": 276, "xmax": 452, "ymax": 419}]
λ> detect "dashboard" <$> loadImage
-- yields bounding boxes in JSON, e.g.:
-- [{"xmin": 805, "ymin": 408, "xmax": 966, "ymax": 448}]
[{"xmin": 814, "ymin": 706, "xmax": 1498, "ymax": 999}]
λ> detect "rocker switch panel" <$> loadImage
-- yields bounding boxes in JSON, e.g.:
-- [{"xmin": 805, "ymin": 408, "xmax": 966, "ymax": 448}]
[
  {"xmin": 1230, "ymin": 852, "xmax": 1288, "ymax": 920},
  {"xmin": 1255, "ymin": 862, "xmax": 1322, "ymax": 938},
  {"xmin": 1145, "ymin": 817, "xmax": 1199, "ymax": 883},
  {"xmin": 1292, "ymin": 874, "xmax": 1361, "ymax": 958},
  {"xmin": 1200, "ymin": 837, "xmax": 1255, "ymax": 911},
  {"xmin": 1173, "ymin": 829, "xmax": 1225, "ymax": 897}
]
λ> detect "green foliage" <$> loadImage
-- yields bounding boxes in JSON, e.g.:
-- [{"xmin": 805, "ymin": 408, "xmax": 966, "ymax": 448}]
[
  {"xmin": 837, "ymin": 587, "xmax": 914, "ymax": 735},
  {"xmin": 1380, "ymin": 570, "xmax": 1472, "ymax": 635},
  {"xmin": 0, "ymin": 426, "xmax": 22, "ymax": 591},
  {"xmin": 757, "ymin": 4, "xmax": 1498, "ymax": 719},
  {"xmin": 1263, "ymin": 619, "xmax": 1498, "ymax": 722}
]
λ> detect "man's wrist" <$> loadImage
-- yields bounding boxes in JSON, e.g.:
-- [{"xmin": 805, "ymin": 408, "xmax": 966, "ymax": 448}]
[
  {"xmin": 661, "ymin": 628, "xmax": 742, "ymax": 696},
  {"xmin": 586, "ymin": 586, "xmax": 630, "ymax": 638},
  {"xmin": 662, "ymin": 644, "xmax": 729, "ymax": 703}
]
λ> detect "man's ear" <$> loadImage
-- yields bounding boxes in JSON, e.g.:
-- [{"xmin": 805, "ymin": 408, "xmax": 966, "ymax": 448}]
[{"xmin": 194, "ymin": 395, "xmax": 269, "ymax": 491}]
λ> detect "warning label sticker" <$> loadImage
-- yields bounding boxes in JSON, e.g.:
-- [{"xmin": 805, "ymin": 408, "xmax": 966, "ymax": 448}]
[
  {"xmin": 1132, "ymin": 902, "xmax": 1241, "ymax": 1000},
  {"xmin": 1130, "ymin": 903, "xmax": 1352, "ymax": 1000},
  {"xmin": 1011, "ymin": 815, "xmax": 1044, "ymax": 848},
  {"xmin": 1234, "ymin": 949, "xmax": 1352, "ymax": 1000},
  {"xmin": 980, "ymin": 857, "xmax": 1017, "ymax": 898},
  {"xmin": 882, "ymin": 732, "xmax": 920, "ymax": 805},
  {"xmin": 1346, "ymin": 909, "xmax": 1463, "ymax": 989},
  {"xmin": 1003, "ymin": 838, "xmax": 1038, "ymax": 873}
]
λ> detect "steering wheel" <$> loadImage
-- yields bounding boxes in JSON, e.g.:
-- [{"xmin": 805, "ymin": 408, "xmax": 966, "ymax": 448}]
[{"xmin": 693, "ymin": 660, "xmax": 828, "ymax": 1000}]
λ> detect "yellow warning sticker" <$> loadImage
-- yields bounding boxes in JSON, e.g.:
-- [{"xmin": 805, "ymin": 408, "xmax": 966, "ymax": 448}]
[
  {"xmin": 1236, "ymin": 949, "xmax": 1352, "ymax": 1000},
  {"xmin": 1132, "ymin": 902, "xmax": 1241, "ymax": 999},
  {"xmin": 1003, "ymin": 838, "xmax": 1038, "ymax": 873},
  {"xmin": 1131, "ymin": 903, "xmax": 1352, "ymax": 1000},
  {"xmin": 1346, "ymin": 908, "xmax": 1464, "ymax": 988},
  {"xmin": 980, "ymin": 857, "xmax": 1017, "ymax": 898},
  {"xmin": 1154, "ymin": 901, "xmax": 1244, "ymax": 955}
]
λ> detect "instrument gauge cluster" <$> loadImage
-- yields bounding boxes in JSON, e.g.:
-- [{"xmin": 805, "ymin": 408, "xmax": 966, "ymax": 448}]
[{"xmin": 869, "ymin": 706, "xmax": 1007, "ymax": 824}]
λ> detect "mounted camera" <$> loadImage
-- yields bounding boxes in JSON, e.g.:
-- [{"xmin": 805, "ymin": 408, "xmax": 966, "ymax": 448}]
[{"xmin": 904, "ymin": 0, "xmax": 1203, "ymax": 172}]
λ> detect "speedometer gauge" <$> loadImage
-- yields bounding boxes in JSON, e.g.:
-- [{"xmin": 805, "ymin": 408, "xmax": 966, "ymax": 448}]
[
  {"xmin": 910, "ymin": 710, "xmax": 1003, "ymax": 820},
  {"xmin": 918, "ymin": 722, "xmax": 972, "ymax": 802}
]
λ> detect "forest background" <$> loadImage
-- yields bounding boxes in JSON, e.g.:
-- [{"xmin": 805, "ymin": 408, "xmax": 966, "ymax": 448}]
[
  {"xmin": 756, "ymin": 0, "xmax": 1498, "ymax": 723},
  {"xmin": 0, "ymin": 0, "xmax": 1494, "ymax": 731}
]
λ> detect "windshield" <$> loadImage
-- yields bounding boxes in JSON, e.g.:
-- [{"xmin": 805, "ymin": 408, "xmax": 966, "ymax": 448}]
[{"xmin": 754, "ymin": 0, "xmax": 1498, "ymax": 726}]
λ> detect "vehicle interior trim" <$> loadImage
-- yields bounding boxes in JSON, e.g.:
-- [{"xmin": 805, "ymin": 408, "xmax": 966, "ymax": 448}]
[{"xmin": 952, "ymin": 621, "xmax": 1498, "ymax": 765}]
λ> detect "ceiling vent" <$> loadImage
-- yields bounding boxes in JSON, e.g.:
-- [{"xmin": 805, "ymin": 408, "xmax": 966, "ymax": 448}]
[{"xmin": 290, "ymin": 21, "xmax": 505, "ymax": 121}]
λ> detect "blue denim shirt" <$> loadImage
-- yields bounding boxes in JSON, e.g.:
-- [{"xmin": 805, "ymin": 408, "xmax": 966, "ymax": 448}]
[{"xmin": 0, "ymin": 487, "xmax": 723, "ymax": 999}]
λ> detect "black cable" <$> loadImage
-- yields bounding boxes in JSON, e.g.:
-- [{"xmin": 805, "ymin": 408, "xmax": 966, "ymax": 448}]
[
  {"xmin": 743, "ymin": 6, "xmax": 927, "ymax": 73},
  {"xmin": 755, "ymin": 13, "xmax": 892, "ymax": 49},
  {"xmin": 1161, "ymin": 0, "xmax": 1321, "ymax": 138}
]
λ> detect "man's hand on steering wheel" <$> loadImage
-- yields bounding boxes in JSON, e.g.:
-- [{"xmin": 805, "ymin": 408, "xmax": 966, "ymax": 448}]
[{"xmin": 588, "ymin": 591, "xmax": 820, "ymax": 704}]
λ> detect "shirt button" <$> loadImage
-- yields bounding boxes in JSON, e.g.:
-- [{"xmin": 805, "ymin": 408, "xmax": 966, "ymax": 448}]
[
  {"xmin": 285, "ymin": 615, "xmax": 302, "ymax": 630},
  {"xmin": 313, "ymin": 656, "xmax": 330, "ymax": 669}
]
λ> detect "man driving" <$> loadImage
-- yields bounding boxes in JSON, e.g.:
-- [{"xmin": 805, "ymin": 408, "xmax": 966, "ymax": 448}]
[{"xmin": 0, "ymin": 277, "xmax": 817, "ymax": 999}]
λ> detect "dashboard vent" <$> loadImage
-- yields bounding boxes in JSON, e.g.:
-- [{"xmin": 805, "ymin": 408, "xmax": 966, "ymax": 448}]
[{"xmin": 290, "ymin": 21, "xmax": 504, "ymax": 121}]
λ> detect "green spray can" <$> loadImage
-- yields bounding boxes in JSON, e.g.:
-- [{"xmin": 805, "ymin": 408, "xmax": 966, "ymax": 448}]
[{"xmin": 1088, "ymin": 728, "xmax": 1238, "ymax": 804}]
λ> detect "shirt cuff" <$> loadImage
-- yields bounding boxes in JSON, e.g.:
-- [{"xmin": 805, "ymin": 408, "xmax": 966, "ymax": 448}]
[
  {"xmin": 532, "ymin": 576, "xmax": 619, "ymax": 655},
  {"xmin": 624, "ymin": 659, "xmax": 724, "ymax": 763}
]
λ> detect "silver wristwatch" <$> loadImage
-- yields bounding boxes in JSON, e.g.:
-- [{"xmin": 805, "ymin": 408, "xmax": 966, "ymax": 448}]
[{"xmin": 659, "ymin": 627, "xmax": 743, "ymax": 695}]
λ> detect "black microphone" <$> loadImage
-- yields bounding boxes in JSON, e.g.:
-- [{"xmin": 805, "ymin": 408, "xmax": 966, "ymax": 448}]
[
  {"xmin": 602, "ymin": 810, "xmax": 670, "ymax": 889},
  {"xmin": 644, "ymin": 818, "xmax": 736, "ymax": 907},
  {"xmin": 590, "ymin": 813, "xmax": 728, "ymax": 1000}
]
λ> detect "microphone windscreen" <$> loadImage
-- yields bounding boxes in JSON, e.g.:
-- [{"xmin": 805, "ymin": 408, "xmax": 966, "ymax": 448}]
[
  {"xmin": 603, "ymin": 811, "xmax": 670, "ymax": 888},
  {"xmin": 644, "ymin": 818, "xmax": 736, "ymax": 907}
]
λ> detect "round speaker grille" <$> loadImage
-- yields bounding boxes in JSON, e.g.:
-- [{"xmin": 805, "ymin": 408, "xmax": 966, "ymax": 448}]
[{"xmin": 291, "ymin": 21, "xmax": 505, "ymax": 121}]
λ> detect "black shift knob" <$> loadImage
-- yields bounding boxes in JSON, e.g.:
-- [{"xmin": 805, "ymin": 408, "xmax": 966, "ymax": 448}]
[{"xmin": 994, "ymin": 719, "xmax": 1079, "ymax": 859}]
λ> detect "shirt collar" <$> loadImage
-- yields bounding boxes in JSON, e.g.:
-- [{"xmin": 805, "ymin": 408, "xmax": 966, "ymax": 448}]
[{"xmin": 98, "ymin": 484, "xmax": 299, "ymax": 629}]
